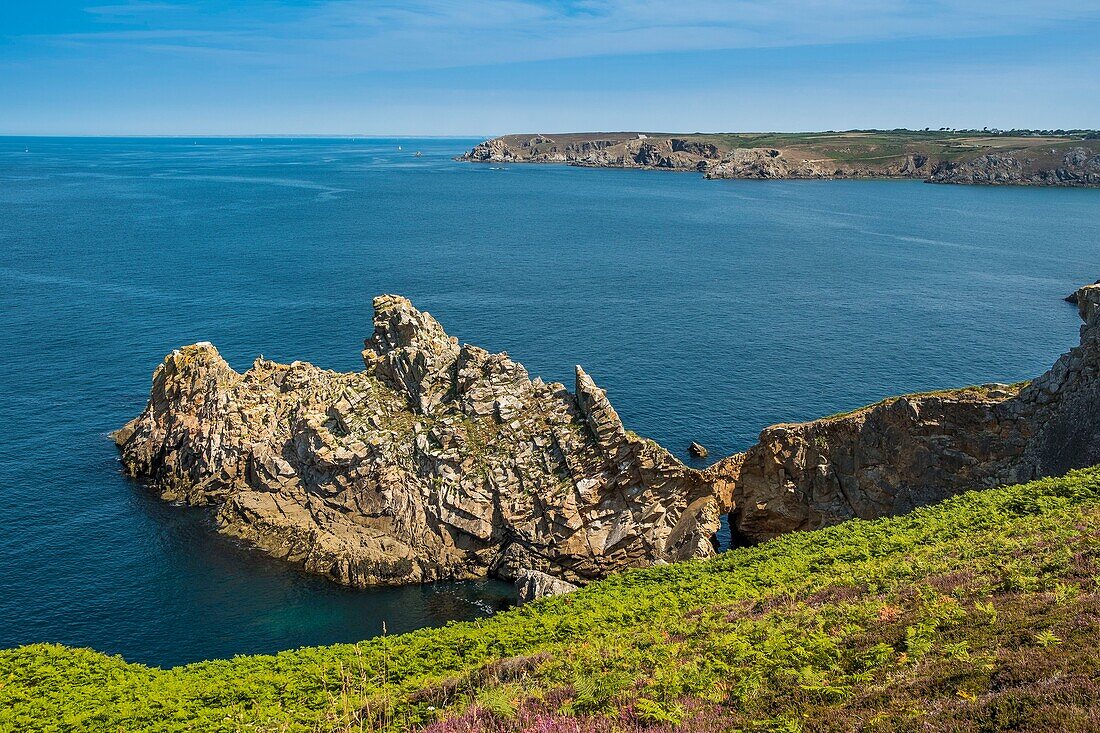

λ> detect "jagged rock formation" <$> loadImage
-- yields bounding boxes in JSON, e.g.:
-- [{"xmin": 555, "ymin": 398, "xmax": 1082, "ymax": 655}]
[
  {"xmin": 514, "ymin": 569, "xmax": 578, "ymax": 603},
  {"xmin": 461, "ymin": 133, "xmax": 1100, "ymax": 187},
  {"xmin": 118, "ymin": 282, "xmax": 1100, "ymax": 589},
  {"xmin": 706, "ymin": 283, "xmax": 1100, "ymax": 542},
  {"xmin": 115, "ymin": 296, "xmax": 719, "ymax": 588}
]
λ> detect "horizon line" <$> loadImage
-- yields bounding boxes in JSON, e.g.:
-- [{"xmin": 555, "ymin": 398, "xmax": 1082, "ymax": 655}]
[{"xmin": 3, "ymin": 127, "xmax": 1098, "ymax": 140}]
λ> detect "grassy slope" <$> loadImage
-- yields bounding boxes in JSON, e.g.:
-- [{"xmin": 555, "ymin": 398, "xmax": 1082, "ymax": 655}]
[{"xmin": 4, "ymin": 467, "xmax": 1100, "ymax": 732}]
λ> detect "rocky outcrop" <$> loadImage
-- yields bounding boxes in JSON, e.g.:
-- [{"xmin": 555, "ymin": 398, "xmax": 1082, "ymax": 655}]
[
  {"xmin": 1066, "ymin": 280, "xmax": 1100, "ymax": 304},
  {"xmin": 116, "ymin": 297, "xmax": 720, "ymax": 588},
  {"xmin": 706, "ymin": 283, "xmax": 1100, "ymax": 542},
  {"xmin": 461, "ymin": 135, "xmax": 718, "ymax": 172},
  {"xmin": 119, "ymin": 282, "xmax": 1100, "ymax": 589},
  {"xmin": 703, "ymin": 149, "xmax": 934, "ymax": 180},
  {"xmin": 515, "ymin": 569, "xmax": 578, "ymax": 603},
  {"xmin": 930, "ymin": 148, "xmax": 1100, "ymax": 186},
  {"xmin": 704, "ymin": 148, "xmax": 825, "ymax": 179},
  {"xmin": 461, "ymin": 133, "xmax": 1099, "ymax": 187}
]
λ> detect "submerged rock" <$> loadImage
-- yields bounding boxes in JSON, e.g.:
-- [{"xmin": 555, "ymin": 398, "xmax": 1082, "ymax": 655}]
[{"xmin": 116, "ymin": 296, "xmax": 719, "ymax": 588}]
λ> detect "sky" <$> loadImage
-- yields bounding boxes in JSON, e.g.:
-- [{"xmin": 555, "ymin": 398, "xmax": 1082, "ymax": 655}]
[{"xmin": 2, "ymin": 1, "xmax": 1099, "ymax": 136}]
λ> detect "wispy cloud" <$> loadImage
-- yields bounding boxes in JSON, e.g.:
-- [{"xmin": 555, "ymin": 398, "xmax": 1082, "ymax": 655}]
[
  {"xmin": 29, "ymin": 0, "xmax": 1100, "ymax": 72},
  {"xmin": 4, "ymin": 0, "xmax": 1098, "ymax": 134}
]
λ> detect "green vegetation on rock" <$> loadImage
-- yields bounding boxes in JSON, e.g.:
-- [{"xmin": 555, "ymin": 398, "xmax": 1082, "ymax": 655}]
[{"xmin": 5, "ymin": 466, "xmax": 1100, "ymax": 731}]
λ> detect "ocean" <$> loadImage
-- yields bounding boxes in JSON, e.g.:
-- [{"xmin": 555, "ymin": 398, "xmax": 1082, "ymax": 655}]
[{"xmin": 1, "ymin": 136, "xmax": 1097, "ymax": 666}]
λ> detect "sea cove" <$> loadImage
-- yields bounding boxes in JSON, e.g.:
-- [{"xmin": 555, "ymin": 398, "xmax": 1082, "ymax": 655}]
[{"xmin": 1, "ymin": 137, "xmax": 1098, "ymax": 667}]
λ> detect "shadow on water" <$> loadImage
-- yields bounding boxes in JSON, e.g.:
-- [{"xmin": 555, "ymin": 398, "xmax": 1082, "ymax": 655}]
[{"xmin": 120, "ymin": 464, "xmax": 516, "ymax": 666}]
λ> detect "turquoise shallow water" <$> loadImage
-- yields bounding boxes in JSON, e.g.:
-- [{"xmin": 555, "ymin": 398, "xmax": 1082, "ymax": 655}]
[{"xmin": 1, "ymin": 137, "xmax": 1097, "ymax": 667}]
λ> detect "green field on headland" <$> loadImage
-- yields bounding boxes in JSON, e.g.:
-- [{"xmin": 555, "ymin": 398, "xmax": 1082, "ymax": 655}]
[
  {"xmin": 485, "ymin": 128, "xmax": 1099, "ymax": 165},
  {"xmin": 674, "ymin": 129, "xmax": 1097, "ymax": 164},
  {"xmin": 5, "ymin": 467, "xmax": 1100, "ymax": 731}
]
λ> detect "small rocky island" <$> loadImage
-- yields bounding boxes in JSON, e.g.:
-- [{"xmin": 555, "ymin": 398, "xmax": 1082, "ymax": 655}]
[
  {"xmin": 461, "ymin": 130, "xmax": 1100, "ymax": 186},
  {"xmin": 118, "ymin": 284, "xmax": 1100, "ymax": 591},
  {"xmin": 115, "ymin": 296, "xmax": 719, "ymax": 588}
]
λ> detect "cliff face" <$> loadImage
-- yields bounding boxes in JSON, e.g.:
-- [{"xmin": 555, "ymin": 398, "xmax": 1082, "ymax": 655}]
[
  {"xmin": 462, "ymin": 134, "xmax": 719, "ymax": 171},
  {"xmin": 707, "ymin": 283, "xmax": 1100, "ymax": 542},
  {"xmin": 462, "ymin": 133, "xmax": 1100, "ymax": 186},
  {"xmin": 930, "ymin": 147, "xmax": 1100, "ymax": 186},
  {"xmin": 704, "ymin": 149, "xmax": 932, "ymax": 180},
  {"xmin": 115, "ymin": 296, "xmax": 718, "ymax": 587}
]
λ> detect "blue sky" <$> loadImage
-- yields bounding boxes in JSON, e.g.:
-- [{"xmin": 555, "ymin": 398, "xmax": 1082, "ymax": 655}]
[{"xmin": 3, "ymin": 1, "xmax": 1099, "ymax": 135}]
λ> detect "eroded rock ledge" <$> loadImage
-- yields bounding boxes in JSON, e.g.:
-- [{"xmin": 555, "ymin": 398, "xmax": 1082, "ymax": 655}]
[
  {"xmin": 115, "ymin": 296, "xmax": 718, "ymax": 587},
  {"xmin": 707, "ymin": 283, "xmax": 1100, "ymax": 542}
]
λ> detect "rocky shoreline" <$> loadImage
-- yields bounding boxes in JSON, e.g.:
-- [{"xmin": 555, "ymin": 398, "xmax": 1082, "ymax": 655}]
[
  {"xmin": 117, "ymin": 283, "xmax": 1100, "ymax": 594},
  {"xmin": 460, "ymin": 132, "xmax": 1100, "ymax": 186}
]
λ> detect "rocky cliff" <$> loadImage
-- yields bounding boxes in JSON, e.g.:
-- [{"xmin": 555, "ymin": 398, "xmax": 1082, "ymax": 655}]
[
  {"xmin": 707, "ymin": 283, "xmax": 1100, "ymax": 542},
  {"xmin": 461, "ymin": 133, "xmax": 1100, "ymax": 187},
  {"xmin": 704, "ymin": 149, "xmax": 933, "ymax": 180},
  {"xmin": 929, "ymin": 147, "xmax": 1100, "ymax": 185},
  {"xmin": 461, "ymin": 133, "xmax": 720, "ymax": 171},
  {"xmin": 115, "ymin": 296, "xmax": 719, "ymax": 587},
  {"xmin": 119, "ymin": 284, "xmax": 1100, "ymax": 589}
]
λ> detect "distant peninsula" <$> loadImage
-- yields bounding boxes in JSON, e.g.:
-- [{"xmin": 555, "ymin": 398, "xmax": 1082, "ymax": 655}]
[{"xmin": 460, "ymin": 129, "xmax": 1100, "ymax": 186}]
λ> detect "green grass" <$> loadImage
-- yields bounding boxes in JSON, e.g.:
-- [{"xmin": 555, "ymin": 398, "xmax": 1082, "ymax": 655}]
[
  {"xmin": 4, "ymin": 467, "xmax": 1100, "ymax": 731},
  {"xmin": 815, "ymin": 381, "xmax": 1030, "ymax": 422}
]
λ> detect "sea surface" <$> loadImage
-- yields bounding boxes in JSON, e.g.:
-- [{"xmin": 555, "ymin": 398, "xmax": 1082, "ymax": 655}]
[{"xmin": 1, "ymin": 137, "xmax": 1097, "ymax": 667}]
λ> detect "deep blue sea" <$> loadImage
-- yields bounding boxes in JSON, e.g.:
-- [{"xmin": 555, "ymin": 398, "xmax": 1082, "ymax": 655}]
[{"xmin": 1, "ymin": 137, "xmax": 1097, "ymax": 667}]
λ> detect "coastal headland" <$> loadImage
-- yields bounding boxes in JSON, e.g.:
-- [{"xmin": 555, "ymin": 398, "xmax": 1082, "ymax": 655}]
[
  {"xmin": 461, "ymin": 130, "xmax": 1100, "ymax": 186},
  {"xmin": 116, "ymin": 282, "xmax": 1100, "ymax": 592}
]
